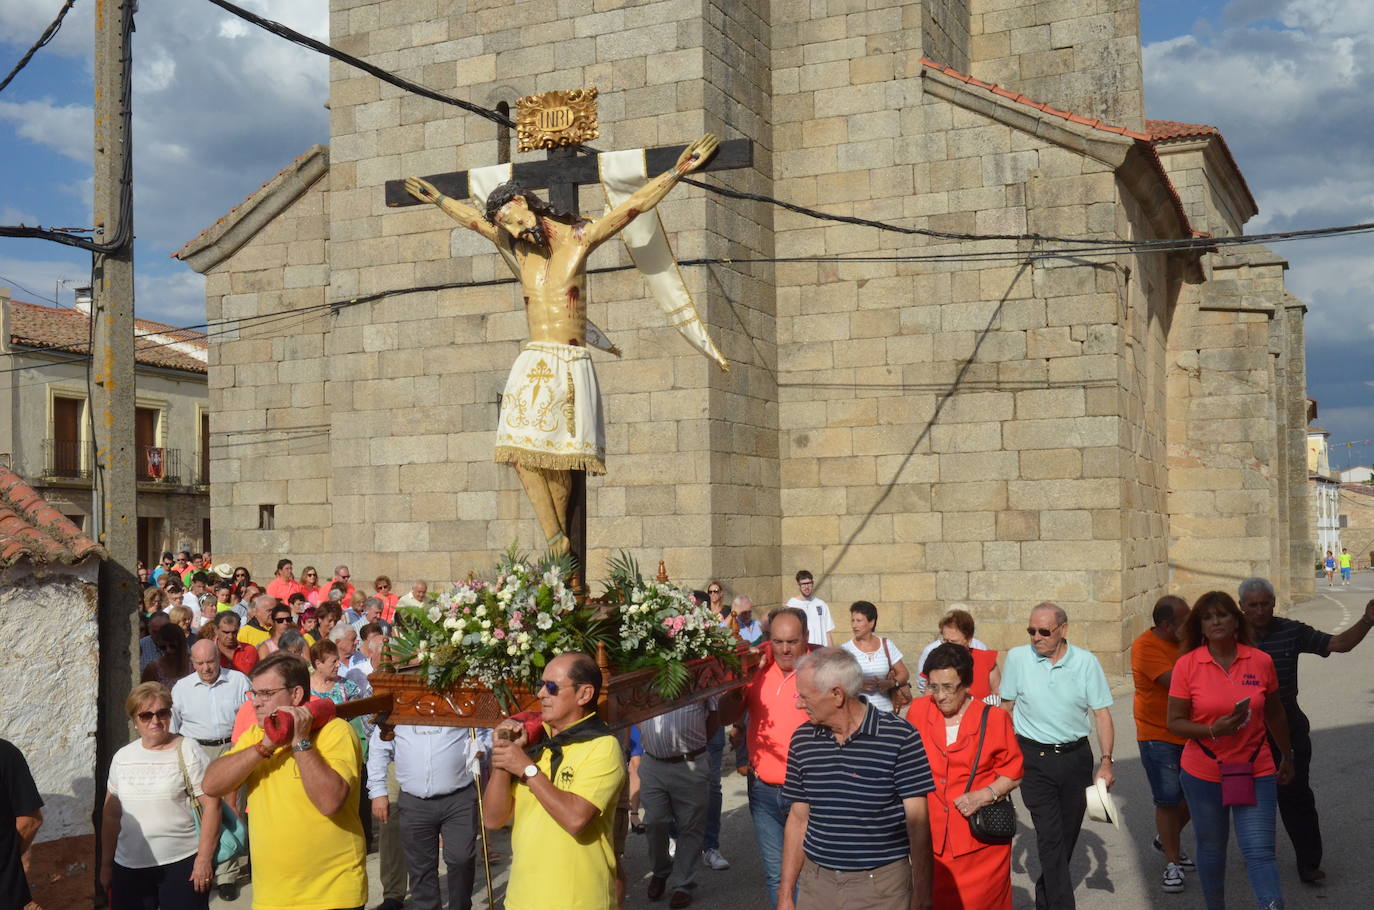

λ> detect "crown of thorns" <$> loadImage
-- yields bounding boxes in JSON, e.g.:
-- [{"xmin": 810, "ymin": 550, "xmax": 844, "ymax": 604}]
[{"xmin": 484, "ymin": 181, "xmax": 583, "ymax": 225}]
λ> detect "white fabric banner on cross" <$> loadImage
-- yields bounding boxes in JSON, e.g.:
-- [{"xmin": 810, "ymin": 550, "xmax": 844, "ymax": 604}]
[
  {"xmin": 597, "ymin": 149, "xmax": 729, "ymax": 371},
  {"xmin": 466, "ymin": 162, "xmax": 619, "ymax": 356}
]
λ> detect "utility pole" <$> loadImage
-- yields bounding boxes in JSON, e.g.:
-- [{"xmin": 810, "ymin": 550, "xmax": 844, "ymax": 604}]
[{"xmin": 91, "ymin": 1, "xmax": 138, "ymax": 903}]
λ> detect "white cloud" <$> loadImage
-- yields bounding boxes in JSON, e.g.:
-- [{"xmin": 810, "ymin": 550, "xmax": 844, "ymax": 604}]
[
  {"xmin": 0, "ymin": 99, "xmax": 92, "ymax": 163},
  {"xmin": 136, "ymin": 269, "xmax": 206, "ymax": 325}
]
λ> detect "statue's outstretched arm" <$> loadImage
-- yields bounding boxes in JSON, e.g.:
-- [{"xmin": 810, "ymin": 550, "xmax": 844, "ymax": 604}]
[
  {"xmin": 581, "ymin": 134, "xmax": 719, "ymax": 250},
  {"xmin": 405, "ymin": 176, "xmax": 501, "ymax": 244}
]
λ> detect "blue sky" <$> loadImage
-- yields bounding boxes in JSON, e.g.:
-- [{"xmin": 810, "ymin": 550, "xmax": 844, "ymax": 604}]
[{"xmin": 2, "ymin": 0, "xmax": 1372, "ymax": 455}]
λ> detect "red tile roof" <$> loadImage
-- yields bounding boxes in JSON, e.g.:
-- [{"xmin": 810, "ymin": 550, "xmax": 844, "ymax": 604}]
[
  {"xmin": 1145, "ymin": 120, "xmax": 1218, "ymax": 141},
  {"xmin": 0, "ymin": 467, "xmax": 104, "ymax": 569},
  {"xmin": 1146, "ymin": 120, "xmax": 1257, "ymax": 216},
  {"xmin": 7, "ymin": 300, "xmax": 208, "ymax": 374},
  {"xmin": 918, "ymin": 58, "xmax": 1192, "ymax": 236}
]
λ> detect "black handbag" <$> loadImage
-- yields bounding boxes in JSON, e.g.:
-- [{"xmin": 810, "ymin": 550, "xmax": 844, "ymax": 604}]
[{"xmin": 964, "ymin": 704, "xmax": 1017, "ymax": 844}]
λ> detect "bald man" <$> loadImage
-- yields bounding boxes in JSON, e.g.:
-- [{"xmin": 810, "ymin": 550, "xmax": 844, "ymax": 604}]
[{"xmin": 171, "ymin": 638, "xmax": 253, "ymax": 897}]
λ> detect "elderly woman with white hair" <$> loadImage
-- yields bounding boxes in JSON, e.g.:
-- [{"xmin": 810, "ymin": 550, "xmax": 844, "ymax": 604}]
[{"xmin": 777, "ymin": 648, "xmax": 935, "ymax": 910}]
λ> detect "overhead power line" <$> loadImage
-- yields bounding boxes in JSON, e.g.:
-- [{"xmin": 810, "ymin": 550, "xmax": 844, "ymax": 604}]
[{"xmin": 0, "ymin": 0, "xmax": 77, "ymax": 94}]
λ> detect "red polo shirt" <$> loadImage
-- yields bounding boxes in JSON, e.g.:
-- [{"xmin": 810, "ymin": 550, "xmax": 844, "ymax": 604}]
[
  {"xmin": 1169, "ymin": 643, "xmax": 1278, "ymax": 782},
  {"xmin": 220, "ymin": 642, "xmax": 259, "ymax": 676},
  {"xmin": 745, "ymin": 660, "xmax": 810, "ymax": 786}
]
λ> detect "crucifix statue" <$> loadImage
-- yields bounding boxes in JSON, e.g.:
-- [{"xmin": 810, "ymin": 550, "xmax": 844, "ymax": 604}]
[{"xmin": 386, "ymin": 89, "xmax": 750, "ymax": 567}]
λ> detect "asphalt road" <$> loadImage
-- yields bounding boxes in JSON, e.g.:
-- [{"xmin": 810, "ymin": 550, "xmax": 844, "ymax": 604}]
[{"xmin": 214, "ymin": 576, "xmax": 1374, "ymax": 909}]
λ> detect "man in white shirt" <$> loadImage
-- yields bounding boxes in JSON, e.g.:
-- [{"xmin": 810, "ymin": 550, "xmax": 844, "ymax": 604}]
[
  {"xmin": 784, "ymin": 570, "xmax": 834, "ymax": 647},
  {"xmin": 367, "ymin": 725, "xmax": 491, "ymax": 910},
  {"xmin": 397, "ymin": 580, "xmax": 429, "ymax": 609},
  {"xmin": 169, "ymin": 639, "xmax": 251, "ymax": 896},
  {"xmin": 181, "ymin": 572, "xmax": 208, "ymax": 611}
]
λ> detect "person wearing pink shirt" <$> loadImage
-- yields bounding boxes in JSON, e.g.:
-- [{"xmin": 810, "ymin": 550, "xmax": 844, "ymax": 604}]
[
  {"xmin": 264, "ymin": 558, "xmax": 303, "ymax": 604},
  {"xmin": 1167, "ymin": 591, "xmax": 1293, "ymax": 910}
]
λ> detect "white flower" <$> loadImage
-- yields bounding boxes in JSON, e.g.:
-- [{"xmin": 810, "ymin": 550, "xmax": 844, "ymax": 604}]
[
  {"xmin": 475, "ymin": 605, "xmax": 487, "ymax": 618},
  {"xmin": 458, "ymin": 588, "xmax": 478, "ymax": 605},
  {"xmin": 450, "ymin": 631, "xmax": 462, "ymax": 645},
  {"xmin": 631, "ymin": 589, "xmax": 645, "ymax": 604},
  {"xmin": 480, "ymin": 619, "xmax": 491, "ymax": 629},
  {"xmin": 518, "ymin": 632, "xmax": 531, "ymax": 646},
  {"xmin": 536, "ymin": 612, "xmax": 553, "ymax": 630},
  {"xmin": 428, "ymin": 606, "xmax": 443, "ymax": 622},
  {"xmin": 543, "ymin": 570, "xmax": 560, "ymax": 587},
  {"xmin": 443, "ymin": 617, "xmax": 461, "ymax": 631}
]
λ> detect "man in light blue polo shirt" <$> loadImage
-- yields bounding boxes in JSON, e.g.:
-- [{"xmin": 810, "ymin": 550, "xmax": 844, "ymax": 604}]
[{"xmin": 1001, "ymin": 602, "xmax": 1115, "ymax": 910}]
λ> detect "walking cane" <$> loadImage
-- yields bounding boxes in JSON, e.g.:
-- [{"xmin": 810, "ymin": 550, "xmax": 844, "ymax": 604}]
[{"xmin": 469, "ymin": 725, "xmax": 498, "ymax": 910}]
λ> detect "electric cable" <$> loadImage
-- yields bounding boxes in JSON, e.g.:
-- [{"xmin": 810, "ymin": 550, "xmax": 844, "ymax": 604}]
[{"xmin": 0, "ymin": 0, "xmax": 77, "ymax": 94}]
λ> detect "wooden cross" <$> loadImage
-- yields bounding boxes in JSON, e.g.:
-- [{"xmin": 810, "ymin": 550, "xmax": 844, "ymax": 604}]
[{"xmin": 382, "ymin": 137, "xmax": 753, "ymax": 582}]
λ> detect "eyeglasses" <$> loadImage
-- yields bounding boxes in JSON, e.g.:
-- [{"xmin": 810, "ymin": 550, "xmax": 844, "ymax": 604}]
[
  {"xmin": 1027, "ymin": 623, "xmax": 1065, "ymax": 638},
  {"xmin": 537, "ymin": 679, "xmax": 568, "ymax": 696},
  {"xmin": 304, "ymin": 571, "xmax": 317, "ymax": 577},
  {"xmin": 273, "ymin": 616, "xmax": 292, "ymax": 624},
  {"xmin": 247, "ymin": 686, "xmax": 287, "ymax": 701},
  {"xmin": 927, "ymin": 683, "xmax": 963, "ymax": 695},
  {"xmin": 376, "ymin": 583, "xmax": 390, "ymax": 590},
  {"xmin": 707, "ymin": 588, "xmax": 722, "ymax": 595},
  {"xmin": 136, "ymin": 708, "xmax": 172, "ymax": 722}
]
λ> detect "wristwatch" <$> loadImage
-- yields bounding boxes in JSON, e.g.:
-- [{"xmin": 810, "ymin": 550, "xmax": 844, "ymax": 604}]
[
  {"xmin": 292, "ymin": 738, "xmax": 314, "ymax": 753},
  {"xmin": 521, "ymin": 763, "xmax": 539, "ymax": 781}
]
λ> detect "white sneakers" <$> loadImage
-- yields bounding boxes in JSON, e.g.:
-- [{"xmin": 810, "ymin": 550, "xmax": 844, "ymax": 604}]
[
  {"xmin": 702, "ymin": 848, "xmax": 730, "ymax": 871},
  {"xmin": 1162, "ymin": 863, "xmax": 1186, "ymax": 893}
]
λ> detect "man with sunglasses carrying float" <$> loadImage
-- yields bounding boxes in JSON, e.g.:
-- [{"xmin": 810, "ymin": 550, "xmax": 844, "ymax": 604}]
[
  {"xmin": 1000, "ymin": 603, "xmax": 1115, "ymax": 910},
  {"xmin": 484, "ymin": 652, "xmax": 626, "ymax": 910},
  {"xmin": 203, "ymin": 652, "xmax": 368, "ymax": 910}
]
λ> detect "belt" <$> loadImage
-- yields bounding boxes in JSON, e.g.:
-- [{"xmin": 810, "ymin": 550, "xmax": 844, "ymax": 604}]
[
  {"xmin": 1017, "ymin": 735, "xmax": 1089, "ymax": 754},
  {"xmin": 647, "ymin": 746, "xmax": 707, "ymax": 764},
  {"xmin": 407, "ymin": 781, "xmax": 473, "ymax": 800},
  {"xmin": 196, "ymin": 737, "xmax": 231, "ymax": 747}
]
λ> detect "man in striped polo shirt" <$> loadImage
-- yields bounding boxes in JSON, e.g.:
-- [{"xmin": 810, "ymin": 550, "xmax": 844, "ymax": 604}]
[
  {"xmin": 1239, "ymin": 576, "xmax": 1374, "ymax": 884},
  {"xmin": 777, "ymin": 648, "xmax": 934, "ymax": 910}
]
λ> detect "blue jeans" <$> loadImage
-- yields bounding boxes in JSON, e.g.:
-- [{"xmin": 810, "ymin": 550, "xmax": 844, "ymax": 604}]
[
  {"xmin": 1138, "ymin": 740, "xmax": 1185, "ymax": 807},
  {"xmin": 703, "ymin": 726, "xmax": 725, "ymax": 851},
  {"xmin": 1180, "ymin": 770, "xmax": 1283, "ymax": 910},
  {"xmin": 747, "ymin": 775, "xmax": 794, "ymax": 907}
]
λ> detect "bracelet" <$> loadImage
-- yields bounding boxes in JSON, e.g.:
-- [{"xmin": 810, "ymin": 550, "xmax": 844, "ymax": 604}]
[
  {"xmin": 1101, "ymin": 755, "xmax": 1113, "ymax": 762},
  {"xmin": 253, "ymin": 741, "xmax": 276, "ymax": 760},
  {"xmin": 985, "ymin": 785, "xmax": 998, "ymax": 800}
]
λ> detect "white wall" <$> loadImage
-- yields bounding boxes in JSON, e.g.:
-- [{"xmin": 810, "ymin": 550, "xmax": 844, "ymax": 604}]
[{"xmin": 0, "ymin": 558, "xmax": 100, "ymax": 842}]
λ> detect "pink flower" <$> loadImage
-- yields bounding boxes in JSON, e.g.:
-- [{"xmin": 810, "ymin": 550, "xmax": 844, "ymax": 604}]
[
  {"xmin": 494, "ymin": 629, "xmax": 506, "ymax": 640},
  {"xmin": 463, "ymin": 607, "xmax": 471, "ymax": 614}
]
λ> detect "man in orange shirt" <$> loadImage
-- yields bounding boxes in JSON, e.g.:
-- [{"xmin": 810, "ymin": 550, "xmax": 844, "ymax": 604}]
[
  {"xmin": 722, "ymin": 607, "xmax": 810, "ymax": 908},
  {"xmin": 1131, "ymin": 595, "xmax": 1192, "ymax": 894}
]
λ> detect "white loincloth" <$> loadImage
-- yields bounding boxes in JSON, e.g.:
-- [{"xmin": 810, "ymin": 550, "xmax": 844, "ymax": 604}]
[{"xmin": 494, "ymin": 341, "xmax": 606, "ymax": 474}]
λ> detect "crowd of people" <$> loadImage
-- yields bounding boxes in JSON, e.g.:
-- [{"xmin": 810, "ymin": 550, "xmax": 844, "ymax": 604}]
[{"xmin": 3, "ymin": 560, "xmax": 1371, "ymax": 910}]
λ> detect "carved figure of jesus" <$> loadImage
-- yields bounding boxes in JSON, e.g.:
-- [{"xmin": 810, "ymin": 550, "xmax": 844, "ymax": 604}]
[{"xmin": 403, "ymin": 134, "xmax": 720, "ymax": 556}]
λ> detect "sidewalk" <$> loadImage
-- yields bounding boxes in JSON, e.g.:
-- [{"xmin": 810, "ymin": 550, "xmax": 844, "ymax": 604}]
[{"xmin": 215, "ymin": 580, "xmax": 1374, "ymax": 909}]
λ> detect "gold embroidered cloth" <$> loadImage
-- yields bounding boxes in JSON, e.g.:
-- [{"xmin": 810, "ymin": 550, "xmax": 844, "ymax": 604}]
[{"xmin": 494, "ymin": 341, "xmax": 606, "ymax": 474}]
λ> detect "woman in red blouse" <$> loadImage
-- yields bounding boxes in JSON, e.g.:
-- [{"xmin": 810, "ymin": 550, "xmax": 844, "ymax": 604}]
[
  {"xmin": 907, "ymin": 643, "xmax": 1023, "ymax": 910},
  {"xmin": 1167, "ymin": 591, "xmax": 1293, "ymax": 910}
]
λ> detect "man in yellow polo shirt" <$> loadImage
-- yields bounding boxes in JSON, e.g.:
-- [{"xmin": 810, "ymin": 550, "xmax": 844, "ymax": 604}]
[
  {"xmin": 485, "ymin": 652, "xmax": 626, "ymax": 910},
  {"xmin": 237, "ymin": 594, "xmax": 275, "ymax": 648},
  {"xmin": 203, "ymin": 651, "xmax": 367, "ymax": 910}
]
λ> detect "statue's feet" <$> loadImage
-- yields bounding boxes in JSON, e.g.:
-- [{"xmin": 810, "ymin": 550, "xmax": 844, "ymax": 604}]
[{"xmin": 547, "ymin": 531, "xmax": 570, "ymax": 557}]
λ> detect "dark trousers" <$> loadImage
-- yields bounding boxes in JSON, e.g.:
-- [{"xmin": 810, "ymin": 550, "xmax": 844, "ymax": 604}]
[
  {"xmin": 1273, "ymin": 701, "xmax": 1321, "ymax": 874},
  {"xmin": 1019, "ymin": 740, "xmax": 1092, "ymax": 910},
  {"xmin": 110, "ymin": 855, "xmax": 209, "ymax": 910},
  {"xmin": 399, "ymin": 785, "xmax": 478, "ymax": 910}
]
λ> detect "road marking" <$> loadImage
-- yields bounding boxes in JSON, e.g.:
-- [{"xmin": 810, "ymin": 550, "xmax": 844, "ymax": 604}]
[{"xmin": 1318, "ymin": 592, "xmax": 1352, "ymax": 630}]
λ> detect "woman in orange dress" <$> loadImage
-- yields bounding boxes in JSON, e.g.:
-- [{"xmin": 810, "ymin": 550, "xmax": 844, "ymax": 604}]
[{"xmin": 908, "ymin": 643, "xmax": 1023, "ymax": 909}]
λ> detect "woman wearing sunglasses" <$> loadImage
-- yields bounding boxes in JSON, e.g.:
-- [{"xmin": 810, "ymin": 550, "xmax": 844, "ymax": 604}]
[
  {"xmin": 1167, "ymin": 591, "xmax": 1292, "ymax": 910},
  {"xmin": 257, "ymin": 604, "xmax": 296, "ymax": 659},
  {"xmin": 100, "ymin": 682, "xmax": 222, "ymax": 909}
]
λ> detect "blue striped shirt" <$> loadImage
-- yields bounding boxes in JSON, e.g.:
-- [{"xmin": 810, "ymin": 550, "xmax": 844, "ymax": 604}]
[{"xmin": 782, "ymin": 702, "xmax": 934, "ymax": 871}]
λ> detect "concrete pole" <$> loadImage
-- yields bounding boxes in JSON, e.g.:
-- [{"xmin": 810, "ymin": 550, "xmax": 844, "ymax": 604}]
[{"xmin": 90, "ymin": 1, "xmax": 139, "ymax": 900}]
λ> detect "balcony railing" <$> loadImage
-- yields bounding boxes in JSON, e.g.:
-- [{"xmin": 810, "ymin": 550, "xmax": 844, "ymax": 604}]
[
  {"xmin": 41, "ymin": 440, "xmax": 187, "ymax": 486},
  {"xmin": 137, "ymin": 446, "xmax": 182, "ymax": 484},
  {"xmin": 43, "ymin": 438, "xmax": 91, "ymax": 480}
]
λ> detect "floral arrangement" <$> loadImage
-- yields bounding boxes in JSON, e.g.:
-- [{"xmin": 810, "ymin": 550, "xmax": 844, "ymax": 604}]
[
  {"xmin": 601, "ymin": 552, "xmax": 741, "ymax": 698},
  {"xmin": 388, "ymin": 547, "xmax": 607, "ymax": 709},
  {"xmin": 388, "ymin": 548, "xmax": 742, "ymax": 709}
]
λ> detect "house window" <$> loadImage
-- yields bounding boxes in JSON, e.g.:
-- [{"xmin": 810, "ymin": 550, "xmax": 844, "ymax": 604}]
[
  {"xmin": 1339, "ymin": 514, "xmax": 1348, "ymax": 528},
  {"xmin": 200, "ymin": 412, "xmax": 210, "ymax": 485},
  {"xmin": 259, "ymin": 504, "xmax": 275, "ymax": 530},
  {"xmin": 136, "ymin": 407, "xmax": 161, "ymax": 481},
  {"xmin": 51, "ymin": 396, "xmax": 83, "ymax": 476}
]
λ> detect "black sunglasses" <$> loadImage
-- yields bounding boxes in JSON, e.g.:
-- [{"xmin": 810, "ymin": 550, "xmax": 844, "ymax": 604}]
[
  {"xmin": 273, "ymin": 615, "xmax": 292, "ymax": 624},
  {"xmin": 1027, "ymin": 623, "xmax": 1065, "ymax": 638},
  {"xmin": 136, "ymin": 708, "xmax": 172, "ymax": 722},
  {"xmin": 537, "ymin": 679, "xmax": 577, "ymax": 696}
]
